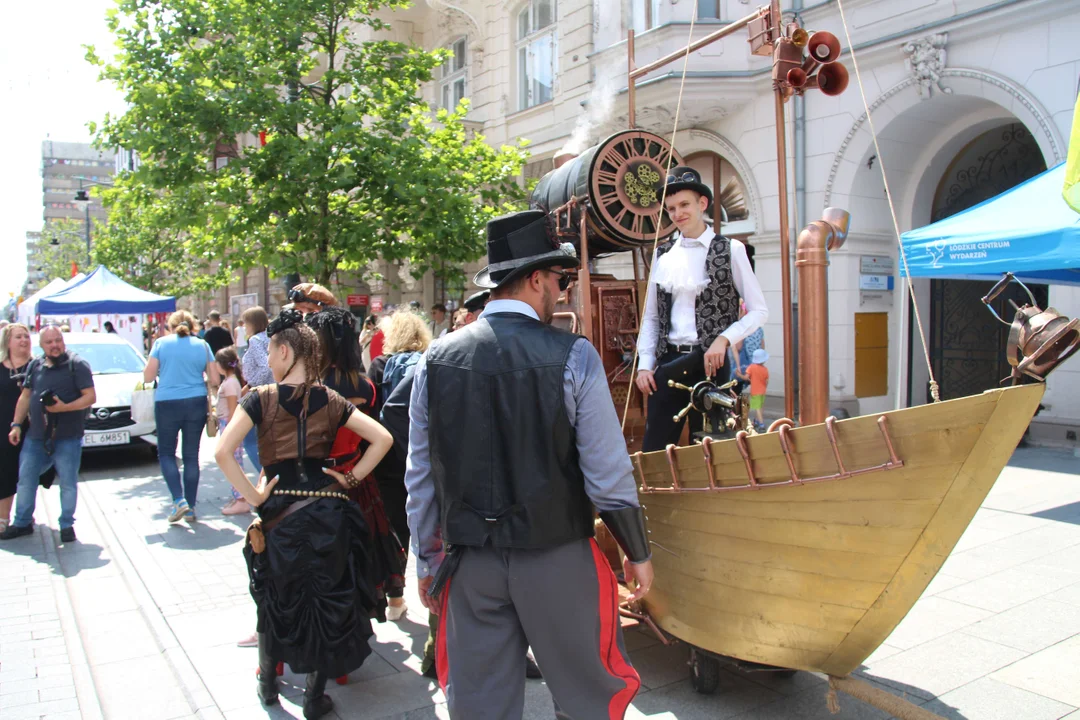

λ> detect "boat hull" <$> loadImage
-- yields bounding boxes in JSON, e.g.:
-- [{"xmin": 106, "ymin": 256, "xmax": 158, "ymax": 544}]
[{"xmin": 632, "ymin": 384, "xmax": 1045, "ymax": 676}]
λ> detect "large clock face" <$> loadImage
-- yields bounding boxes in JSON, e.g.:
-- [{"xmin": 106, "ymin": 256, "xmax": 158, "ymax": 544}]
[{"xmin": 589, "ymin": 131, "xmax": 683, "ymax": 245}]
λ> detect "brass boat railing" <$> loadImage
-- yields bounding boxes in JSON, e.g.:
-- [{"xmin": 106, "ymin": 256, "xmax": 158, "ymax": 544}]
[{"xmin": 634, "ymin": 415, "xmax": 904, "ymax": 494}]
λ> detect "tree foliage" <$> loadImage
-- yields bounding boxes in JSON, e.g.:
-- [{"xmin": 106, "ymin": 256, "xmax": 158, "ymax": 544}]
[
  {"xmin": 93, "ymin": 177, "xmax": 233, "ymax": 298},
  {"xmin": 90, "ymin": 0, "xmax": 530, "ymax": 286},
  {"xmin": 36, "ymin": 220, "xmax": 91, "ymax": 282}
]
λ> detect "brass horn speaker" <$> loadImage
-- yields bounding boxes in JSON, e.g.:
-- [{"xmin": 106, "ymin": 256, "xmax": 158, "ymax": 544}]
[
  {"xmin": 787, "ymin": 67, "xmax": 808, "ymax": 88},
  {"xmin": 807, "ymin": 31, "xmax": 841, "ymax": 63},
  {"xmin": 816, "ymin": 62, "xmax": 849, "ymax": 95},
  {"xmin": 790, "ymin": 27, "xmax": 809, "ymax": 47}
]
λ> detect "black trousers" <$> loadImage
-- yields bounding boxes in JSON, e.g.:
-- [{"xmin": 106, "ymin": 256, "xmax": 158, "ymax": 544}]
[{"xmin": 642, "ymin": 348, "xmax": 730, "ymax": 452}]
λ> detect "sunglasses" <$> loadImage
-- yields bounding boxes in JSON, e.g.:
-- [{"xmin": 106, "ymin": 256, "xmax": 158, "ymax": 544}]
[
  {"xmin": 666, "ymin": 172, "xmax": 697, "ymax": 184},
  {"xmin": 548, "ymin": 269, "xmax": 571, "ymax": 291},
  {"xmin": 287, "ymin": 288, "xmax": 326, "ymax": 307}
]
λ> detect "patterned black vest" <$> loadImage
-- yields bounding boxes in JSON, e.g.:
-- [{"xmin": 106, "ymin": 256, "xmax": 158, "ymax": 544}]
[{"xmin": 654, "ymin": 235, "xmax": 741, "ymax": 358}]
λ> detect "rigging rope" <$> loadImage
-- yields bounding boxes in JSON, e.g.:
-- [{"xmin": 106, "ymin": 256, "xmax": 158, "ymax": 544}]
[
  {"xmin": 621, "ymin": 6, "xmax": 701, "ymax": 431},
  {"xmin": 834, "ymin": 0, "xmax": 941, "ymax": 402}
]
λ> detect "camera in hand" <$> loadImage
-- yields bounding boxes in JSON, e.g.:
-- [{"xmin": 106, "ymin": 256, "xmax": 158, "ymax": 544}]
[{"xmin": 39, "ymin": 389, "xmax": 59, "ymax": 407}]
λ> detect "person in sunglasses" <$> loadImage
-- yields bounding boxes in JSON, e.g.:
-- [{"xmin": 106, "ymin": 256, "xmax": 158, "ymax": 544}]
[
  {"xmin": 634, "ymin": 166, "xmax": 768, "ymax": 451},
  {"xmin": 404, "ymin": 209, "xmax": 652, "ymax": 719},
  {"xmin": 287, "ymin": 283, "xmax": 339, "ymax": 315}
]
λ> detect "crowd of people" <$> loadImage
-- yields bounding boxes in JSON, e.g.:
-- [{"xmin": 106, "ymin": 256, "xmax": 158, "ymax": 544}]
[{"xmin": 0, "ymin": 168, "xmax": 764, "ymax": 720}]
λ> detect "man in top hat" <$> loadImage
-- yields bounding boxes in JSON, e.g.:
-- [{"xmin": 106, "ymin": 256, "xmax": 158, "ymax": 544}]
[
  {"xmin": 634, "ymin": 166, "xmax": 768, "ymax": 451},
  {"xmin": 404, "ymin": 209, "xmax": 653, "ymax": 719}
]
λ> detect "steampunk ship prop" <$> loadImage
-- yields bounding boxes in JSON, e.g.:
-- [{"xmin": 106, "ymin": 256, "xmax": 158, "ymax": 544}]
[{"xmin": 532, "ymin": 0, "xmax": 1076, "ymax": 711}]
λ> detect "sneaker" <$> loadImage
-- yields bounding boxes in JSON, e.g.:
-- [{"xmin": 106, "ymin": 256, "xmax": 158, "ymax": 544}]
[
  {"xmin": 223, "ymin": 499, "xmax": 251, "ymax": 516},
  {"xmin": 168, "ymin": 500, "xmax": 191, "ymax": 523},
  {"xmin": 59, "ymin": 527, "xmax": 76, "ymax": 544},
  {"xmin": 0, "ymin": 524, "xmax": 32, "ymax": 540},
  {"xmin": 237, "ymin": 633, "xmax": 259, "ymax": 648},
  {"xmin": 386, "ymin": 603, "xmax": 408, "ymax": 622}
]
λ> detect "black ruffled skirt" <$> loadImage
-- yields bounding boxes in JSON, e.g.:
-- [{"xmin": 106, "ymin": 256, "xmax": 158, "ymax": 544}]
[{"xmin": 244, "ymin": 495, "xmax": 378, "ymax": 678}]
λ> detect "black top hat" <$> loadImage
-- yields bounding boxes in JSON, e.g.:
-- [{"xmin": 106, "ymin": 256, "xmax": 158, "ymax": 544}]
[
  {"xmin": 463, "ymin": 290, "xmax": 490, "ymax": 313},
  {"xmin": 473, "ymin": 210, "xmax": 579, "ymax": 289},
  {"xmin": 663, "ymin": 166, "xmax": 713, "ymax": 205}
]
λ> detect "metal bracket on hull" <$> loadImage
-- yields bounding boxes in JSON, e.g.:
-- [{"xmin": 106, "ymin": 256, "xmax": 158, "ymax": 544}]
[{"xmin": 637, "ymin": 415, "xmax": 904, "ymax": 493}]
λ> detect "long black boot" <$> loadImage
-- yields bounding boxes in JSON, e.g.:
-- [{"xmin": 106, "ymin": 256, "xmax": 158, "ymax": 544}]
[
  {"xmin": 256, "ymin": 633, "xmax": 279, "ymax": 706},
  {"xmin": 302, "ymin": 671, "xmax": 333, "ymax": 719}
]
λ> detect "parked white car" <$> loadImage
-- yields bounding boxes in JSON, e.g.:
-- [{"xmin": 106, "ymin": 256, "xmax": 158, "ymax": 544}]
[{"xmin": 31, "ymin": 332, "xmax": 156, "ymax": 451}]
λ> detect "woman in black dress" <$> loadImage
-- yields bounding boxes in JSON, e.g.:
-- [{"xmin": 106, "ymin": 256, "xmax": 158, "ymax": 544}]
[
  {"xmin": 214, "ymin": 311, "xmax": 392, "ymax": 718},
  {"xmin": 0, "ymin": 323, "xmax": 33, "ymax": 534}
]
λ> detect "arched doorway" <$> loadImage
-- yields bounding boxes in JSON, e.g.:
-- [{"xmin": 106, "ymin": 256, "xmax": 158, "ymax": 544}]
[{"xmin": 926, "ymin": 122, "xmax": 1047, "ymax": 401}]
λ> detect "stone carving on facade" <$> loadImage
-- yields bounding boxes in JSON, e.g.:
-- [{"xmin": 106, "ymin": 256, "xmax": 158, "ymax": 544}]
[{"xmin": 903, "ymin": 33, "xmax": 952, "ymax": 98}]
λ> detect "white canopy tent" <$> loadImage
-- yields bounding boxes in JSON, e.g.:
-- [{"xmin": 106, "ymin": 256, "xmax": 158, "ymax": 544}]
[{"xmin": 16, "ymin": 278, "xmax": 68, "ymax": 326}]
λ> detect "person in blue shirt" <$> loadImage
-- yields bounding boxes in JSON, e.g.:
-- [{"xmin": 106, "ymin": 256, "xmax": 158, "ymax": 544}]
[{"xmin": 144, "ymin": 310, "xmax": 220, "ymax": 523}]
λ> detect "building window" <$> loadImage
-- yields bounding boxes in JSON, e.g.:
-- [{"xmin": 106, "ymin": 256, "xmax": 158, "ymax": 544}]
[
  {"xmin": 441, "ymin": 36, "xmax": 468, "ymax": 111},
  {"xmin": 516, "ymin": 0, "xmax": 556, "ymax": 110},
  {"xmin": 632, "ymin": 0, "xmax": 662, "ymax": 32},
  {"xmin": 696, "ymin": 0, "xmax": 719, "ymax": 19}
]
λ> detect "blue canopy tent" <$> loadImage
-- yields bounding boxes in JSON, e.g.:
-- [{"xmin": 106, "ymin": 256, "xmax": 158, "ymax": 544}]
[
  {"xmin": 37, "ymin": 265, "xmax": 176, "ymax": 315},
  {"xmin": 900, "ymin": 162, "xmax": 1080, "ymax": 285}
]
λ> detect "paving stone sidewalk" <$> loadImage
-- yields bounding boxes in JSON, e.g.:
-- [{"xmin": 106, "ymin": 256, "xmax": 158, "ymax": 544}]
[{"xmin": 4, "ymin": 443, "xmax": 1080, "ymax": 719}]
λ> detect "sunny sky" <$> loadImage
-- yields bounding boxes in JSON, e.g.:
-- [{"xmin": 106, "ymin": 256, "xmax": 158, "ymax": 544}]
[{"xmin": 0, "ymin": 0, "xmax": 127, "ymax": 300}]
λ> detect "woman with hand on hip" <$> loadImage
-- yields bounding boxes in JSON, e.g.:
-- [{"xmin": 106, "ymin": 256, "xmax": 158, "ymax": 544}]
[
  {"xmin": 215, "ymin": 310, "xmax": 392, "ymax": 719},
  {"xmin": 144, "ymin": 310, "xmax": 219, "ymax": 523}
]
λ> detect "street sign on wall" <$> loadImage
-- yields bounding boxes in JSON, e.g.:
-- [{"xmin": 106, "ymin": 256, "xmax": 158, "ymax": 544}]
[
  {"xmin": 370, "ymin": 297, "xmax": 384, "ymax": 314},
  {"xmin": 346, "ymin": 294, "xmax": 369, "ymax": 307},
  {"xmin": 860, "ymin": 255, "xmax": 895, "ymax": 274}
]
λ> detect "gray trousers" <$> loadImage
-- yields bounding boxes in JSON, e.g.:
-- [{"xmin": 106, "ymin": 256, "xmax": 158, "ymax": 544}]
[{"xmin": 438, "ymin": 539, "xmax": 641, "ymax": 720}]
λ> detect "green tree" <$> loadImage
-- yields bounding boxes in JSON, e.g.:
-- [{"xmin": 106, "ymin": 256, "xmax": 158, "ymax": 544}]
[
  {"xmin": 36, "ymin": 220, "xmax": 92, "ymax": 282},
  {"xmin": 93, "ymin": 177, "xmax": 233, "ymax": 298},
  {"xmin": 90, "ymin": 0, "xmax": 530, "ymax": 287}
]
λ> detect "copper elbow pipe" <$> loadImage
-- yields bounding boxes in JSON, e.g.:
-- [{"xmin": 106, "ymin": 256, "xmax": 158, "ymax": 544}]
[{"xmin": 795, "ymin": 208, "xmax": 850, "ymax": 426}]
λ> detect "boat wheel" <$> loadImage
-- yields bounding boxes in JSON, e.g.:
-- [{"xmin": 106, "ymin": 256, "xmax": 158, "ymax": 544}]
[{"xmin": 689, "ymin": 648, "xmax": 721, "ymax": 695}]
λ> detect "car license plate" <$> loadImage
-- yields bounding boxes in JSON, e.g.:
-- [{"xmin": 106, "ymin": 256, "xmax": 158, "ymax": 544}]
[{"xmin": 83, "ymin": 431, "xmax": 130, "ymax": 447}]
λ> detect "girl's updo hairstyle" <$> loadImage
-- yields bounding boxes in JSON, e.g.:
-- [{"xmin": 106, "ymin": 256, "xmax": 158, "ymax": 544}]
[{"xmin": 267, "ymin": 310, "xmax": 322, "ymax": 406}]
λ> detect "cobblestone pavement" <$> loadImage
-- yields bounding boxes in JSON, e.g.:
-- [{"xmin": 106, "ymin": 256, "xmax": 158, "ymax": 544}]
[{"xmin": 2, "ymin": 443, "xmax": 1080, "ymax": 719}]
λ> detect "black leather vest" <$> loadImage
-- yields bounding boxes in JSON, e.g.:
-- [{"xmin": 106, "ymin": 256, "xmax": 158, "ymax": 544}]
[
  {"xmin": 426, "ymin": 312, "xmax": 595, "ymax": 549},
  {"xmin": 654, "ymin": 235, "xmax": 741, "ymax": 358}
]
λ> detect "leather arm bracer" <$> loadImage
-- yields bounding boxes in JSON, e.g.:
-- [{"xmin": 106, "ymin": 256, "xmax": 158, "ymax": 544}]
[{"xmin": 599, "ymin": 506, "xmax": 651, "ymax": 563}]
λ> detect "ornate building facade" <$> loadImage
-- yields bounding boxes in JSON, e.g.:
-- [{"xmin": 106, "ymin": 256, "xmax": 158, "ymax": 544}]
[{"xmin": 377, "ymin": 0, "xmax": 1078, "ymax": 444}]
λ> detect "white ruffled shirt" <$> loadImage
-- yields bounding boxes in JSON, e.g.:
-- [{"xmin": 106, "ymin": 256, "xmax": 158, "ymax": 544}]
[{"xmin": 637, "ymin": 226, "xmax": 768, "ymax": 372}]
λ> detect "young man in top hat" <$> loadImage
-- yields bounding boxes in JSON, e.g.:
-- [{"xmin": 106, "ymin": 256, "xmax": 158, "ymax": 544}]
[
  {"xmin": 405, "ymin": 209, "xmax": 653, "ymax": 719},
  {"xmin": 634, "ymin": 166, "xmax": 768, "ymax": 452}
]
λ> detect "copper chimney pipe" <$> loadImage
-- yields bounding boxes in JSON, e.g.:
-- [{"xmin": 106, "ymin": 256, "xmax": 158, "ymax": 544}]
[{"xmin": 795, "ymin": 207, "xmax": 850, "ymax": 426}]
